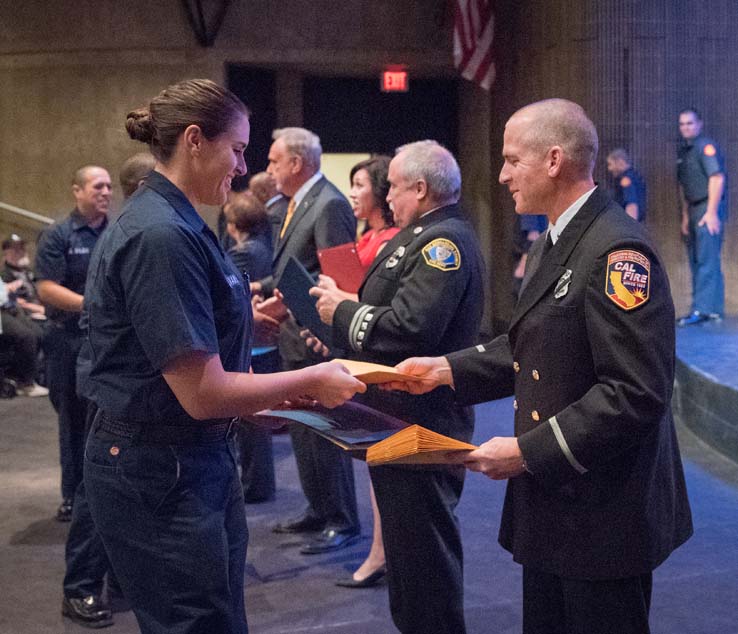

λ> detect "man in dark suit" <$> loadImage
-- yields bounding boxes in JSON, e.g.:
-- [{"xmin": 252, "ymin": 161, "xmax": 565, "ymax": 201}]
[
  {"xmin": 387, "ymin": 100, "xmax": 693, "ymax": 634},
  {"xmin": 253, "ymin": 127, "xmax": 359, "ymax": 553}
]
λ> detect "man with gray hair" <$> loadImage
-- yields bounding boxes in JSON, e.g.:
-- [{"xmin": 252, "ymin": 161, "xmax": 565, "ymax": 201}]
[
  {"xmin": 311, "ymin": 140, "xmax": 485, "ymax": 633},
  {"xmin": 258, "ymin": 127, "xmax": 361, "ymax": 554},
  {"xmin": 387, "ymin": 101, "xmax": 692, "ymax": 633}
]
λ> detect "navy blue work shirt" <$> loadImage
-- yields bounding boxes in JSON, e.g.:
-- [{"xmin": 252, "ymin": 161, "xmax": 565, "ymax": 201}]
[
  {"xmin": 613, "ymin": 166, "xmax": 647, "ymax": 222},
  {"xmin": 677, "ymin": 133, "xmax": 726, "ymax": 213},
  {"xmin": 84, "ymin": 171, "xmax": 253, "ymax": 424},
  {"xmin": 35, "ymin": 210, "xmax": 108, "ymax": 331}
]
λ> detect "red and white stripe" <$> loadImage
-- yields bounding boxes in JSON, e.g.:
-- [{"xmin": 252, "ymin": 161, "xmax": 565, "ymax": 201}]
[{"xmin": 453, "ymin": 0, "xmax": 495, "ymax": 91}]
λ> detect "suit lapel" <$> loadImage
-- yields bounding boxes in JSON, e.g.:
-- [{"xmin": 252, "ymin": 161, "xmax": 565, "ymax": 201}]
[
  {"xmin": 273, "ymin": 177, "xmax": 327, "ymax": 262},
  {"xmin": 509, "ymin": 188, "xmax": 609, "ymax": 331}
]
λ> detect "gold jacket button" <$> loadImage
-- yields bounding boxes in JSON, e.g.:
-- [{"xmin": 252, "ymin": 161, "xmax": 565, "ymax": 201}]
[
  {"xmin": 513, "ymin": 361, "xmax": 520, "ymax": 373},
  {"xmin": 532, "ymin": 370, "xmax": 540, "ymax": 381},
  {"xmin": 513, "ymin": 399, "xmax": 518, "ymax": 410},
  {"xmin": 531, "ymin": 410, "xmax": 540, "ymax": 422}
]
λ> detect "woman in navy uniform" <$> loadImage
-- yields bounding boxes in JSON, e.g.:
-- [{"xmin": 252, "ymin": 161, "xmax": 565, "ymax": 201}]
[{"xmin": 82, "ymin": 79, "xmax": 364, "ymax": 634}]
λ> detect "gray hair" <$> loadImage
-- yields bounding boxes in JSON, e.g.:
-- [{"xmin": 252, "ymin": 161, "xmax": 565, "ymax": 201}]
[
  {"xmin": 394, "ymin": 140, "xmax": 461, "ymax": 203},
  {"xmin": 272, "ymin": 127, "xmax": 322, "ymax": 172},
  {"xmin": 512, "ymin": 99, "xmax": 598, "ymax": 176}
]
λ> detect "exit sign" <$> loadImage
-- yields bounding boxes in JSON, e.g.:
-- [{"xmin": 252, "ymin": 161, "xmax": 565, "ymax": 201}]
[{"xmin": 381, "ymin": 70, "xmax": 409, "ymax": 93}]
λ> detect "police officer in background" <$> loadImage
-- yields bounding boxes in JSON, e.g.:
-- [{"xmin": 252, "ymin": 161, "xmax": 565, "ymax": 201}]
[
  {"xmin": 386, "ymin": 100, "xmax": 692, "ymax": 634},
  {"xmin": 607, "ymin": 148, "xmax": 647, "ymax": 222},
  {"xmin": 311, "ymin": 141, "xmax": 485, "ymax": 634},
  {"xmin": 676, "ymin": 108, "xmax": 726, "ymax": 326},
  {"xmin": 35, "ymin": 165, "xmax": 111, "ymax": 522}
]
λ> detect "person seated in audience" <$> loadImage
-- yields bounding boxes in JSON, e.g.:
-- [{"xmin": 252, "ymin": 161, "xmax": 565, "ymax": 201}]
[
  {"xmin": 0, "ymin": 277, "xmax": 48, "ymax": 397},
  {"xmin": 2, "ymin": 234, "xmax": 46, "ymax": 320}
]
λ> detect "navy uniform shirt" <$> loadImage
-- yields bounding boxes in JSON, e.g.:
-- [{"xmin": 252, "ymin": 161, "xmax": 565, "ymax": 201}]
[
  {"xmin": 35, "ymin": 210, "xmax": 108, "ymax": 331},
  {"xmin": 84, "ymin": 171, "xmax": 252, "ymax": 425},
  {"xmin": 613, "ymin": 166, "xmax": 647, "ymax": 222},
  {"xmin": 677, "ymin": 133, "xmax": 726, "ymax": 216}
]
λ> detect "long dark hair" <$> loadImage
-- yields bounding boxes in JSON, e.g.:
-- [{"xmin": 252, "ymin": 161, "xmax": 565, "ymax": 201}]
[{"xmin": 350, "ymin": 156, "xmax": 393, "ymax": 227}]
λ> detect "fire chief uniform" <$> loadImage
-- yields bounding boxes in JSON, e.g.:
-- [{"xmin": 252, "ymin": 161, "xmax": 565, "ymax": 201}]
[
  {"xmin": 332, "ymin": 204, "xmax": 485, "ymax": 634},
  {"xmin": 446, "ymin": 188, "xmax": 692, "ymax": 633}
]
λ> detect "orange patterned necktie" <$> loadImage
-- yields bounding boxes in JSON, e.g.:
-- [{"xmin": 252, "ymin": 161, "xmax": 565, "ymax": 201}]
[{"xmin": 280, "ymin": 198, "xmax": 297, "ymax": 239}]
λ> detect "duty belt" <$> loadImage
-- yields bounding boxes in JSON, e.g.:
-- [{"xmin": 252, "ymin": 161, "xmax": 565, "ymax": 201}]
[{"xmin": 98, "ymin": 412, "xmax": 235, "ymax": 445}]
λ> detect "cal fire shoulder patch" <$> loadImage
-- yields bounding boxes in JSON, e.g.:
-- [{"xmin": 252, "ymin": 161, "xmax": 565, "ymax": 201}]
[
  {"xmin": 620, "ymin": 176, "xmax": 632, "ymax": 187},
  {"xmin": 703, "ymin": 143, "xmax": 717, "ymax": 157},
  {"xmin": 422, "ymin": 238, "xmax": 461, "ymax": 271},
  {"xmin": 605, "ymin": 249, "xmax": 650, "ymax": 310}
]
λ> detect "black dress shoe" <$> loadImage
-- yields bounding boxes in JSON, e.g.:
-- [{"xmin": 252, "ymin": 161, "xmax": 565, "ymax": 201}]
[
  {"xmin": 272, "ymin": 513, "xmax": 325, "ymax": 534},
  {"xmin": 677, "ymin": 311, "xmax": 709, "ymax": 327},
  {"xmin": 335, "ymin": 565, "xmax": 387, "ymax": 588},
  {"xmin": 56, "ymin": 498, "xmax": 73, "ymax": 522},
  {"xmin": 62, "ymin": 595, "xmax": 114, "ymax": 628},
  {"xmin": 300, "ymin": 528, "xmax": 360, "ymax": 554}
]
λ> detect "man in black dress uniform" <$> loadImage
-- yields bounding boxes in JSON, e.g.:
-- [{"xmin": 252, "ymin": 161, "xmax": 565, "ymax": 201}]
[
  {"xmin": 312, "ymin": 140, "xmax": 485, "ymax": 634},
  {"xmin": 386, "ymin": 100, "xmax": 693, "ymax": 634}
]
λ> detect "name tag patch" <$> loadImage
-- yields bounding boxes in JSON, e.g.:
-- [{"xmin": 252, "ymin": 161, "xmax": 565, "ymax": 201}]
[
  {"xmin": 422, "ymin": 239, "xmax": 460, "ymax": 271},
  {"xmin": 605, "ymin": 250, "xmax": 650, "ymax": 310},
  {"xmin": 225, "ymin": 274, "xmax": 241, "ymax": 288}
]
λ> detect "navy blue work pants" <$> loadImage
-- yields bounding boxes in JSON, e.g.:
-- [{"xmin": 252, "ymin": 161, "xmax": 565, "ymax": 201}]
[
  {"xmin": 64, "ymin": 402, "xmax": 115, "ymax": 598},
  {"xmin": 45, "ymin": 327, "xmax": 86, "ymax": 500},
  {"xmin": 688, "ymin": 202, "xmax": 725, "ymax": 316},
  {"xmin": 84, "ymin": 422, "xmax": 248, "ymax": 634}
]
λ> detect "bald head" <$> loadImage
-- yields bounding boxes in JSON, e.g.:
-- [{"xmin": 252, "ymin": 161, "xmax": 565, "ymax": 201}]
[
  {"xmin": 509, "ymin": 99, "xmax": 598, "ymax": 178},
  {"xmin": 72, "ymin": 165, "xmax": 112, "ymax": 219}
]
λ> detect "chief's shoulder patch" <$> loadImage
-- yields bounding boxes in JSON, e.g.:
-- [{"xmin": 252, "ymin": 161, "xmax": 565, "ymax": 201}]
[
  {"xmin": 704, "ymin": 143, "xmax": 717, "ymax": 157},
  {"xmin": 422, "ymin": 238, "xmax": 461, "ymax": 271},
  {"xmin": 605, "ymin": 249, "xmax": 650, "ymax": 310},
  {"xmin": 620, "ymin": 176, "xmax": 632, "ymax": 187}
]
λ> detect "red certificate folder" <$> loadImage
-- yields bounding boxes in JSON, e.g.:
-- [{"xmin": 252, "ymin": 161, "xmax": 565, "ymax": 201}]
[{"xmin": 317, "ymin": 242, "xmax": 368, "ymax": 293}]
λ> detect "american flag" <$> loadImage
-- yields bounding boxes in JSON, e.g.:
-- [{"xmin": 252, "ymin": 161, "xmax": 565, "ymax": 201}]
[{"xmin": 453, "ymin": 0, "xmax": 495, "ymax": 90}]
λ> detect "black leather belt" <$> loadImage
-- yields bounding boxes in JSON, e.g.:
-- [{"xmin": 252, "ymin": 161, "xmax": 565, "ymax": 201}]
[{"xmin": 98, "ymin": 412, "xmax": 235, "ymax": 445}]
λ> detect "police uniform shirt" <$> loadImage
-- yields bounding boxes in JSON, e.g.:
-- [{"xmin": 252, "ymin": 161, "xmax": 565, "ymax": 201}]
[
  {"xmin": 677, "ymin": 133, "xmax": 726, "ymax": 214},
  {"xmin": 613, "ymin": 166, "xmax": 647, "ymax": 222},
  {"xmin": 35, "ymin": 209, "xmax": 108, "ymax": 331},
  {"xmin": 84, "ymin": 171, "xmax": 252, "ymax": 424}
]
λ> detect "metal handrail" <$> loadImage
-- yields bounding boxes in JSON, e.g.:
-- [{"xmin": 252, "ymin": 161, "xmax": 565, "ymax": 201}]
[{"xmin": 0, "ymin": 201, "xmax": 54, "ymax": 225}]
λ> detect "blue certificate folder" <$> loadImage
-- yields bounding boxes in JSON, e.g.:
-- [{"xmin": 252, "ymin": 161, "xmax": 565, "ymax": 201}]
[
  {"xmin": 277, "ymin": 256, "xmax": 332, "ymax": 344},
  {"xmin": 253, "ymin": 401, "xmax": 409, "ymax": 459}
]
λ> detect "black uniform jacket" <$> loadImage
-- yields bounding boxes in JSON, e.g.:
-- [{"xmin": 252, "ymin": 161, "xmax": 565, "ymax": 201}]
[
  {"xmin": 333, "ymin": 203, "xmax": 485, "ymax": 441},
  {"xmin": 447, "ymin": 188, "xmax": 693, "ymax": 578}
]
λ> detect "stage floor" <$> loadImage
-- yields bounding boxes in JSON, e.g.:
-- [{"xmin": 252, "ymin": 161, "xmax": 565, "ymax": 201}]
[
  {"xmin": 676, "ymin": 316, "xmax": 738, "ymax": 391},
  {"xmin": 1, "ymin": 391, "xmax": 738, "ymax": 633}
]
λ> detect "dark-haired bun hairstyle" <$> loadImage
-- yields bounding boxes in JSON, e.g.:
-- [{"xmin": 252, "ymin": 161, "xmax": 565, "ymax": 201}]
[{"xmin": 125, "ymin": 108, "xmax": 156, "ymax": 144}]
